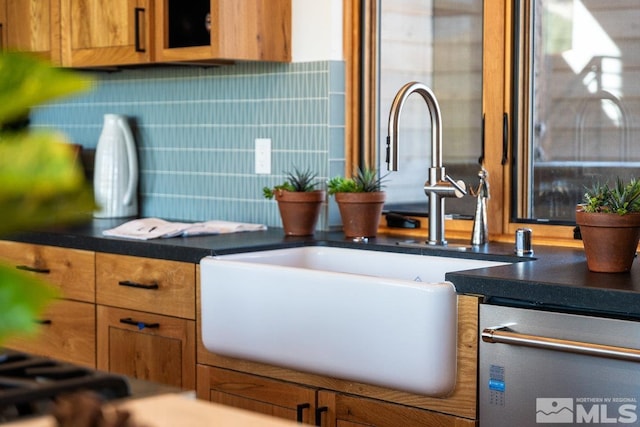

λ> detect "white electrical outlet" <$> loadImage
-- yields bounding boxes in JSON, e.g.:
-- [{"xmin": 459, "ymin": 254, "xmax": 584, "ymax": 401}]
[{"xmin": 255, "ymin": 138, "xmax": 271, "ymax": 174}]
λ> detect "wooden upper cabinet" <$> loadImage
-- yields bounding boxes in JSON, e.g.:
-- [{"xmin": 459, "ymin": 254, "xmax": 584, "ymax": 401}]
[
  {"xmin": 154, "ymin": 0, "xmax": 291, "ymax": 63},
  {"xmin": 0, "ymin": 0, "xmax": 4, "ymax": 51},
  {"xmin": 3, "ymin": 0, "xmax": 290, "ymax": 67},
  {"xmin": 60, "ymin": 0, "xmax": 152, "ymax": 67},
  {"xmin": 1, "ymin": 0, "xmax": 60, "ymax": 63}
]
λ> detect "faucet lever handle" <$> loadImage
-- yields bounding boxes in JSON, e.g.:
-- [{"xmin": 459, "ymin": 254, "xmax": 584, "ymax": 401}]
[{"xmin": 445, "ymin": 175, "xmax": 467, "ymax": 197}]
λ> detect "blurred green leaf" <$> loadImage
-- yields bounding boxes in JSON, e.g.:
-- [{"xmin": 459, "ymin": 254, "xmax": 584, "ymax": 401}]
[
  {"xmin": 0, "ymin": 129, "xmax": 96, "ymax": 235},
  {"xmin": 0, "ymin": 52, "xmax": 94, "ymax": 345},
  {"xmin": 0, "ymin": 52, "xmax": 92, "ymax": 126},
  {"xmin": 0, "ymin": 262, "xmax": 59, "ymax": 343}
]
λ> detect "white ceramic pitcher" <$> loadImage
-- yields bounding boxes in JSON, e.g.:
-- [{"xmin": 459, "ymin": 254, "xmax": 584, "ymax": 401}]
[{"xmin": 93, "ymin": 114, "xmax": 138, "ymax": 218}]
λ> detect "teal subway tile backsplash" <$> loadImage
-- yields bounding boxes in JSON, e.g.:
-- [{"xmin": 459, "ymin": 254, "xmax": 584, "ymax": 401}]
[{"xmin": 31, "ymin": 61, "xmax": 345, "ymax": 229}]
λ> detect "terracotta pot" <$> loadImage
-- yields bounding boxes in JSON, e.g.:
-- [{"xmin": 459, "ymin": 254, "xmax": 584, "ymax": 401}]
[
  {"xmin": 275, "ymin": 190, "xmax": 325, "ymax": 236},
  {"xmin": 335, "ymin": 192, "xmax": 386, "ymax": 238},
  {"xmin": 575, "ymin": 207, "xmax": 640, "ymax": 273}
]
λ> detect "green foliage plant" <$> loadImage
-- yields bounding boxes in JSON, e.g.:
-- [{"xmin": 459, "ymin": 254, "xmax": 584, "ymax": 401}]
[
  {"xmin": 0, "ymin": 52, "xmax": 95, "ymax": 344},
  {"xmin": 582, "ymin": 178, "xmax": 640, "ymax": 215},
  {"xmin": 327, "ymin": 167, "xmax": 388, "ymax": 195},
  {"xmin": 263, "ymin": 167, "xmax": 320, "ymax": 199}
]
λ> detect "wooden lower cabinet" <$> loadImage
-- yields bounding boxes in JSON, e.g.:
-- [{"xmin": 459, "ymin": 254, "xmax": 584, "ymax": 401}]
[
  {"xmin": 197, "ymin": 365, "xmax": 475, "ymax": 427},
  {"xmin": 97, "ymin": 305, "xmax": 196, "ymax": 390},
  {"xmin": 197, "ymin": 365, "xmax": 317, "ymax": 424},
  {"xmin": 0, "ymin": 241, "xmax": 96, "ymax": 367},
  {"xmin": 317, "ymin": 391, "xmax": 475, "ymax": 427},
  {"xmin": 0, "ymin": 241, "xmax": 95, "ymax": 303},
  {"xmin": 4, "ymin": 299, "xmax": 96, "ymax": 368}
]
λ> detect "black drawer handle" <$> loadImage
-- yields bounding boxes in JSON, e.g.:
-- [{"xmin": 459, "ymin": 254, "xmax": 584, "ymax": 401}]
[
  {"xmin": 118, "ymin": 280, "xmax": 159, "ymax": 290},
  {"xmin": 315, "ymin": 406, "xmax": 328, "ymax": 426},
  {"xmin": 134, "ymin": 7, "xmax": 145, "ymax": 52},
  {"xmin": 36, "ymin": 319, "xmax": 52, "ymax": 325},
  {"xmin": 119, "ymin": 317, "xmax": 159, "ymax": 330},
  {"xmin": 296, "ymin": 403, "xmax": 310, "ymax": 423},
  {"xmin": 16, "ymin": 265, "xmax": 50, "ymax": 274}
]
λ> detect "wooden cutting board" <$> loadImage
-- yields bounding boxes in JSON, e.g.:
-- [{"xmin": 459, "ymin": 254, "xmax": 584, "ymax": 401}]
[{"xmin": 5, "ymin": 393, "xmax": 301, "ymax": 427}]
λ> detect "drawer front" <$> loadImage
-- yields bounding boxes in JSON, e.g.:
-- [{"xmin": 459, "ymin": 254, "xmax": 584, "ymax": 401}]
[
  {"xmin": 96, "ymin": 253, "xmax": 195, "ymax": 319},
  {"xmin": 97, "ymin": 305, "xmax": 196, "ymax": 390},
  {"xmin": 196, "ymin": 365, "xmax": 317, "ymax": 423},
  {"xmin": 4, "ymin": 299, "xmax": 96, "ymax": 368},
  {"xmin": 0, "ymin": 241, "xmax": 95, "ymax": 303}
]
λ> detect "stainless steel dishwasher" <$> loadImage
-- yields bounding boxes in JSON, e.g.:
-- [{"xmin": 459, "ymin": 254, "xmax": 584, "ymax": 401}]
[{"xmin": 479, "ymin": 304, "xmax": 640, "ymax": 426}]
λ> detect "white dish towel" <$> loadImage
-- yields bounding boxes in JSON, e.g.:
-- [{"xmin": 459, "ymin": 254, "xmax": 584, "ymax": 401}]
[{"xmin": 103, "ymin": 218, "xmax": 267, "ymax": 240}]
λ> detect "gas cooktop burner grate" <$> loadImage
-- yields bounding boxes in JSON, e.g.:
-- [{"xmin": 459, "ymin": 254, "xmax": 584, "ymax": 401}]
[{"xmin": 0, "ymin": 349, "xmax": 130, "ymax": 422}]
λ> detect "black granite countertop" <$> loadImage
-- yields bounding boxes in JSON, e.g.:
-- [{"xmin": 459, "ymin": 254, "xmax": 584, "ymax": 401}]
[{"xmin": 5, "ymin": 219, "xmax": 640, "ymax": 320}]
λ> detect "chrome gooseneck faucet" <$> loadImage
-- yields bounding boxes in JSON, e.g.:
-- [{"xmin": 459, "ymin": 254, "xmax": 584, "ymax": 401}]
[{"xmin": 386, "ymin": 81, "xmax": 466, "ymax": 246}]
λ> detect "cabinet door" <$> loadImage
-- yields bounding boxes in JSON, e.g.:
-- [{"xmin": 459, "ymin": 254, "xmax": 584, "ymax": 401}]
[
  {"xmin": 154, "ymin": 0, "xmax": 291, "ymax": 63},
  {"xmin": 97, "ymin": 305, "xmax": 196, "ymax": 390},
  {"xmin": 1, "ymin": 0, "xmax": 60, "ymax": 63},
  {"xmin": 4, "ymin": 299, "xmax": 96, "ymax": 368},
  {"xmin": 0, "ymin": 241, "xmax": 95, "ymax": 303},
  {"xmin": 0, "ymin": 0, "xmax": 4, "ymax": 50},
  {"xmin": 316, "ymin": 391, "xmax": 476, "ymax": 427},
  {"xmin": 60, "ymin": 0, "xmax": 151, "ymax": 66},
  {"xmin": 96, "ymin": 253, "xmax": 195, "ymax": 320},
  {"xmin": 197, "ymin": 365, "xmax": 317, "ymax": 424}
]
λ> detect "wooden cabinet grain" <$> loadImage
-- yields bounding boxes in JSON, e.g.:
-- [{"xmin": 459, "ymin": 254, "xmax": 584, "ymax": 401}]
[
  {"xmin": 154, "ymin": 0, "xmax": 291, "ymax": 63},
  {"xmin": 96, "ymin": 253, "xmax": 196, "ymax": 390},
  {"xmin": 0, "ymin": 0, "xmax": 60, "ymax": 63},
  {"xmin": 60, "ymin": 0, "xmax": 152, "ymax": 67},
  {"xmin": 316, "ymin": 391, "xmax": 476, "ymax": 427},
  {"xmin": 96, "ymin": 253, "xmax": 195, "ymax": 319},
  {"xmin": 9, "ymin": 0, "xmax": 292, "ymax": 67},
  {"xmin": 0, "ymin": 241, "xmax": 95, "ymax": 303},
  {"xmin": 0, "ymin": 241, "xmax": 96, "ymax": 367},
  {"xmin": 5, "ymin": 299, "xmax": 96, "ymax": 368},
  {"xmin": 197, "ymin": 365, "xmax": 316, "ymax": 423},
  {"xmin": 97, "ymin": 305, "xmax": 195, "ymax": 390},
  {"xmin": 196, "ymin": 365, "xmax": 475, "ymax": 426}
]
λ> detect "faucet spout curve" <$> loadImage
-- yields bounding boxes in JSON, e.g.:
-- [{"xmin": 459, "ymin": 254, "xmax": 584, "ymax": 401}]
[
  {"xmin": 387, "ymin": 82, "xmax": 442, "ymax": 171},
  {"xmin": 386, "ymin": 81, "xmax": 466, "ymax": 246}
]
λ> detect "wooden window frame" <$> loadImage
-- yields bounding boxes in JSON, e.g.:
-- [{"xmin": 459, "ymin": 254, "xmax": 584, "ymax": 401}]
[{"xmin": 345, "ymin": 0, "xmax": 578, "ymax": 245}]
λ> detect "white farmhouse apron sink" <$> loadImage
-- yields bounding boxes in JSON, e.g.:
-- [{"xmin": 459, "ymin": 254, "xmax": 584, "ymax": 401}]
[{"xmin": 200, "ymin": 246, "xmax": 508, "ymax": 396}]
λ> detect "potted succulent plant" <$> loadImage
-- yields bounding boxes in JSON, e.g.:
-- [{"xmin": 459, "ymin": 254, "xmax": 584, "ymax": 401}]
[
  {"xmin": 328, "ymin": 168, "xmax": 387, "ymax": 238},
  {"xmin": 575, "ymin": 178, "xmax": 640, "ymax": 273},
  {"xmin": 263, "ymin": 167, "xmax": 325, "ymax": 236}
]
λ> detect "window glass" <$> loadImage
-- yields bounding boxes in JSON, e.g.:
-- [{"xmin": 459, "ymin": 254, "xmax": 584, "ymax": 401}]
[
  {"xmin": 516, "ymin": 0, "xmax": 640, "ymax": 223},
  {"xmin": 376, "ymin": 0, "xmax": 483, "ymax": 218}
]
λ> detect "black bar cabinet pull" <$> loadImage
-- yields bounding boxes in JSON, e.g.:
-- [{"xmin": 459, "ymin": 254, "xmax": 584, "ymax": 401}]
[
  {"xmin": 119, "ymin": 317, "xmax": 159, "ymax": 330},
  {"xmin": 16, "ymin": 265, "xmax": 51, "ymax": 274},
  {"xmin": 118, "ymin": 280, "xmax": 159, "ymax": 290},
  {"xmin": 501, "ymin": 112, "xmax": 509, "ymax": 165},
  {"xmin": 134, "ymin": 7, "xmax": 145, "ymax": 52},
  {"xmin": 315, "ymin": 406, "xmax": 328, "ymax": 426},
  {"xmin": 37, "ymin": 319, "xmax": 52, "ymax": 325},
  {"xmin": 296, "ymin": 403, "xmax": 310, "ymax": 423}
]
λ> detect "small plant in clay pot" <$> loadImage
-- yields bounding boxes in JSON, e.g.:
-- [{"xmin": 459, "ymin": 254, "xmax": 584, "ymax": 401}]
[
  {"xmin": 263, "ymin": 167, "xmax": 325, "ymax": 236},
  {"xmin": 576, "ymin": 178, "xmax": 640, "ymax": 273},
  {"xmin": 328, "ymin": 168, "xmax": 388, "ymax": 238}
]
